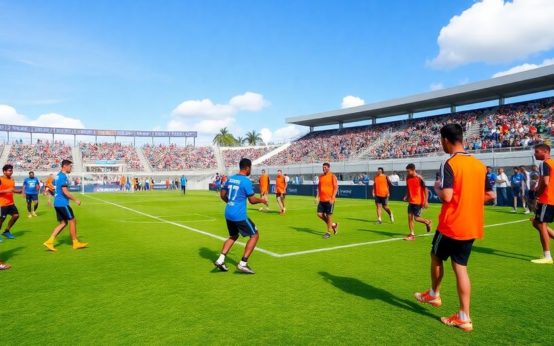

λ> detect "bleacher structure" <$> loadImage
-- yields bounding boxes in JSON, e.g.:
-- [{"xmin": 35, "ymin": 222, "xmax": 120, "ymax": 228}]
[{"xmin": 0, "ymin": 65, "xmax": 553, "ymax": 186}]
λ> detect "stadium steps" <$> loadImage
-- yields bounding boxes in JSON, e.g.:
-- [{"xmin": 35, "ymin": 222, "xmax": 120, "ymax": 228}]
[
  {"xmin": 213, "ymin": 145, "xmax": 225, "ymax": 172},
  {"xmin": 253, "ymin": 142, "xmax": 291, "ymax": 166},
  {"xmin": 465, "ymin": 120, "xmax": 481, "ymax": 139},
  {"xmin": 135, "ymin": 147, "xmax": 153, "ymax": 173},
  {"xmin": 0, "ymin": 144, "xmax": 12, "ymax": 167},
  {"xmin": 71, "ymin": 145, "xmax": 83, "ymax": 172},
  {"xmin": 354, "ymin": 128, "xmax": 395, "ymax": 160}
]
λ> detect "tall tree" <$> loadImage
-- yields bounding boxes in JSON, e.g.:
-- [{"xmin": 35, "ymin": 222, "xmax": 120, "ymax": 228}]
[
  {"xmin": 245, "ymin": 130, "xmax": 262, "ymax": 146},
  {"xmin": 235, "ymin": 136, "xmax": 245, "ymax": 146}
]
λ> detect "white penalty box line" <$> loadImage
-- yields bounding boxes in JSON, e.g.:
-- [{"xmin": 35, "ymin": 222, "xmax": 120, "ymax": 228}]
[{"xmin": 84, "ymin": 195, "xmax": 529, "ymax": 258}]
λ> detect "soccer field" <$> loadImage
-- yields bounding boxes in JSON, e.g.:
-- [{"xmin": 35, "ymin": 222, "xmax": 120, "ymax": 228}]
[{"xmin": 1, "ymin": 190, "xmax": 552, "ymax": 345}]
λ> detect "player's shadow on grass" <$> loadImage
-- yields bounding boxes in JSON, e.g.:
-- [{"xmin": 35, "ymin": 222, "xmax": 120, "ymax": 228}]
[
  {"xmin": 356, "ymin": 229, "xmax": 405, "ymax": 238},
  {"xmin": 319, "ymin": 272, "xmax": 436, "ymax": 320},
  {"xmin": 0, "ymin": 246, "xmax": 25, "ymax": 262},
  {"xmin": 472, "ymin": 246, "xmax": 534, "ymax": 262},
  {"xmin": 346, "ymin": 217, "xmax": 372, "ymax": 223},
  {"xmin": 290, "ymin": 226, "xmax": 323, "ymax": 236},
  {"xmin": 11, "ymin": 230, "xmax": 31, "ymax": 238},
  {"xmin": 198, "ymin": 247, "xmax": 238, "ymax": 273}
]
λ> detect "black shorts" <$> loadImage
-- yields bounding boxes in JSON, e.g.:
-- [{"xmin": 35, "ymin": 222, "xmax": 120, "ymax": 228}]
[
  {"xmin": 317, "ymin": 202, "xmax": 334, "ymax": 215},
  {"xmin": 276, "ymin": 193, "xmax": 286, "ymax": 199},
  {"xmin": 528, "ymin": 190, "xmax": 537, "ymax": 200},
  {"xmin": 407, "ymin": 204, "xmax": 422, "ymax": 217},
  {"xmin": 26, "ymin": 194, "xmax": 39, "ymax": 203},
  {"xmin": 226, "ymin": 218, "xmax": 258, "ymax": 237},
  {"xmin": 512, "ymin": 187, "xmax": 521, "ymax": 197},
  {"xmin": 535, "ymin": 203, "xmax": 554, "ymax": 223},
  {"xmin": 55, "ymin": 206, "xmax": 75, "ymax": 222},
  {"xmin": 375, "ymin": 196, "xmax": 388, "ymax": 205},
  {"xmin": 431, "ymin": 231, "xmax": 475, "ymax": 266},
  {"xmin": 0, "ymin": 205, "xmax": 19, "ymax": 219}
]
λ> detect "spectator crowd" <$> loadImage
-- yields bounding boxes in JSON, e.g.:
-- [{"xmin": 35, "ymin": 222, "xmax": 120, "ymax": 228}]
[
  {"xmin": 80, "ymin": 143, "xmax": 144, "ymax": 171},
  {"xmin": 143, "ymin": 144, "xmax": 217, "ymax": 171}
]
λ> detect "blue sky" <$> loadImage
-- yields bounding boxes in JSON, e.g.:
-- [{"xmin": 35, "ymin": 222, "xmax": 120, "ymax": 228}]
[{"xmin": 1, "ymin": 0, "xmax": 554, "ymax": 144}]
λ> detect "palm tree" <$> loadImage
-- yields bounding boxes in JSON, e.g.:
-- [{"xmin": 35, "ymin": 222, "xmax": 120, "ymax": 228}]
[
  {"xmin": 235, "ymin": 136, "xmax": 245, "ymax": 147},
  {"xmin": 245, "ymin": 130, "xmax": 262, "ymax": 146},
  {"xmin": 213, "ymin": 127, "xmax": 236, "ymax": 146}
]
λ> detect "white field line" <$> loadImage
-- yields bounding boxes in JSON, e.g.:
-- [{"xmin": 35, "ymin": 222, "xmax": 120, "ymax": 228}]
[
  {"xmin": 84, "ymin": 193, "xmax": 530, "ymax": 258},
  {"xmin": 84, "ymin": 195, "xmax": 281, "ymax": 257}
]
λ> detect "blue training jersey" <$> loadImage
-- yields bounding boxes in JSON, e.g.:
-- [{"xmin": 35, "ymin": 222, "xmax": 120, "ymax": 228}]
[
  {"xmin": 180, "ymin": 177, "xmax": 187, "ymax": 186},
  {"xmin": 23, "ymin": 177, "xmax": 40, "ymax": 195},
  {"xmin": 486, "ymin": 173, "xmax": 497, "ymax": 187},
  {"xmin": 510, "ymin": 173, "xmax": 523, "ymax": 187},
  {"xmin": 224, "ymin": 174, "xmax": 254, "ymax": 221},
  {"xmin": 54, "ymin": 172, "xmax": 70, "ymax": 207}
]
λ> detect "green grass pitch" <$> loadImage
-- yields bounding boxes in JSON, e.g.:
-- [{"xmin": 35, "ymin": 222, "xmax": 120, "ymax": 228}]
[{"xmin": 1, "ymin": 190, "xmax": 552, "ymax": 345}]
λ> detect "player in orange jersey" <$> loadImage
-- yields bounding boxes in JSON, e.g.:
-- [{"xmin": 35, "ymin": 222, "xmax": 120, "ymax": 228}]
[
  {"xmin": 372, "ymin": 167, "xmax": 394, "ymax": 224},
  {"xmin": 44, "ymin": 173, "xmax": 55, "ymax": 206},
  {"xmin": 530, "ymin": 143, "xmax": 554, "ymax": 264},
  {"xmin": 316, "ymin": 163, "xmax": 339, "ymax": 239},
  {"xmin": 258, "ymin": 169, "xmax": 270, "ymax": 211},
  {"xmin": 403, "ymin": 163, "xmax": 432, "ymax": 240},
  {"xmin": 0, "ymin": 164, "xmax": 23, "ymax": 241},
  {"xmin": 275, "ymin": 170, "xmax": 287, "ymax": 214},
  {"xmin": 414, "ymin": 124, "xmax": 495, "ymax": 332}
]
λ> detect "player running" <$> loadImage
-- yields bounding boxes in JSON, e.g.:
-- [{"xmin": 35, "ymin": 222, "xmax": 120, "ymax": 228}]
[
  {"xmin": 372, "ymin": 167, "xmax": 394, "ymax": 224},
  {"xmin": 180, "ymin": 175, "xmax": 187, "ymax": 195},
  {"xmin": 44, "ymin": 173, "xmax": 55, "ymax": 206},
  {"xmin": 529, "ymin": 144, "xmax": 554, "ymax": 264},
  {"xmin": 43, "ymin": 160, "xmax": 88, "ymax": 252},
  {"xmin": 258, "ymin": 169, "xmax": 270, "ymax": 211},
  {"xmin": 23, "ymin": 171, "xmax": 40, "ymax": 218},
  {"xmin": 403, "ymin": 164, "xmax": 432, "ymax": 241},
  {"xmin": 214, "ymin": 158, "xmax": 267, "ymax": 274},
  {"xmin": 414, "ymin": 124, "xmax": 495, "ymax": 332},
  {"xmin": 275, "ymin": 169, "xmax": 287, "ymax": 214},
  {"xmin": 0, "ymin": 164, "xmax": 22, "ymax": 240},
  {"xmin": 316, "ymin": 163, "xmax": 339, "ymax": 239}
]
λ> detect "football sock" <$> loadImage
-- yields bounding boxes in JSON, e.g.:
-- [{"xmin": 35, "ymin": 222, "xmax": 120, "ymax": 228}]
[
  {"xmin": 216, "ymin": 254, "xmax": 226, "ymax": 264},
  {"xmin": 544, "ymin": 251, "xmax": 552, "ymax": 259},
  {"xmin": 241, "ymin": 256, "xmax": 248, "ymax": 262},
  {"xmin": 239, "ymin": 260, "xmax": 247, "ymax": 267},
  {"xmin": 27, "ymin": 203, "xmax": 32, "ymax": 212},
  {"xmin": 429, "ymin": 288, "xmax": 438, "ymax": 297},
  {"xmin": 458, "ymin": 311, "xmax": 470, "ymax": 321},
  {"xmin": 34, "ymin": 204, "xmax": 38, "ymax": 211}
]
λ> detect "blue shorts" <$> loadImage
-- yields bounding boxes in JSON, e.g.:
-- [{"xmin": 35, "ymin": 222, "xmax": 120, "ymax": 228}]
[
  {"xmin": 55, "ymin": 206, "xmax": 75, "ymax": 222},
  {"xmin": 26, "ymin": 194, "xmax": 38, "ymax": 203},
  {"xmin": 512, "ymin": 187, "xmax": 521, "ymax": 197},
  {"xmin": 407, "ymin": 204, "xmax": 422, "ymax": 217},
  {"xmin": 226, "ymin": 218, "xmax": 257, "ymax": 237}
]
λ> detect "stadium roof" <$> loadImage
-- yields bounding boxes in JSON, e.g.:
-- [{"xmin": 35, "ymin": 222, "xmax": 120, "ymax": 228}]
[{"xmin": 287, "ymin": 64, "xmax": 554, "ymax": 128}]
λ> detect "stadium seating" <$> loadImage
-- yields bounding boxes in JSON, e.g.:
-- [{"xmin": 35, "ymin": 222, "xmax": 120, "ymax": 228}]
[
  {"xmin": 142, "ymin": 144, "xmax": 217, "ymax": 171},
  {"xmin": 80, "ymin": 143, "xmax": 144, "ymax": 171},
  {"xmin": 7, "ymin": 141, "xmax": 72, "ymax": 171},
  {"xmin": 222, "ymin": 146, "xmax": 278, "ymax": 167}
]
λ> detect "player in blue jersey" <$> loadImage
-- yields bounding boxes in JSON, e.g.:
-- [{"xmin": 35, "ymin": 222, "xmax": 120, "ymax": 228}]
[
  {"xmin": 23, "ymin": 171, "xmax": 40, "ymax": 218},
  {"xmin": 180, "ymin": 175, "xmax": 187, "ymax": 195},
  {"xmin": 510, "ymin": 167, "xmax": 527, "ymax": 213},
  {"xmin": 214, "ymin": 158, "xmax": 268, "ymax": 274},
  {"xmin": 42, "ymin": 160, "xmax": 88, "ymax": 252}
]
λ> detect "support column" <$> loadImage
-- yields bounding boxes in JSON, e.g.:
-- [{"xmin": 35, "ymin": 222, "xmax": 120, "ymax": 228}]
[
  {"xmin": 499, "ymin": 96, "xmax": 505, "ymax": 106},
  {"xmin": 371, "ymin": 118, "xmax": 377, "ymax": 125},
  {"xmin": 309, "ymin": 126, "xmax": 314, "ymax": 133},
  {"xmin": 408, "ymin": 112, "xmax": 414, "ymax": 120},
  {"xmin": 450, "ymin": 105, "xmax": 456, "ymax": 114},
  {"xmin": 339, "ymin": 121, "xmax": 344, "ymax": 130}
]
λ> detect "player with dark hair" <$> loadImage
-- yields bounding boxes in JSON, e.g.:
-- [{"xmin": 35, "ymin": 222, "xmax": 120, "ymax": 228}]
[
  {"xmin": 23, "ymin": 171, "xmax": 40, "ymax": 218},
  {"xmin": 403, "ymin": 163, "xmax": 431, "ymax": 240},
  {"xmin": 415, "ymin": 123, "xmax": 495, "ymax": 332},
  {"xmin": 530, "ymin": 143, "xmax": 554, "ymax": 264},
  {"xmin": 43, "ymin": 160, "xmax": 88, "ymax": 252},
  {"xmin": 0, "ymin": 164, "xmax": 22, "ymax": 240},
  {"xmin": 372, "ymin": 167, "xmax": 394, "ymax": 224},
  {"xmin": 214, "ymin": 158, "xmax": 267, "ymax": 274},
  {"xmin": 316, "ymin": 163, "xmax": 339, "ymax": 239}
]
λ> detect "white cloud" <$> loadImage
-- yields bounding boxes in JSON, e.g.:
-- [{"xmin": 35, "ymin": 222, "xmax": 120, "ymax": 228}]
[
  {"xmin": 492, "ymin": 58, "xmax": 554, "ymax": 78},
  {"xmin": 0, "ymin": 104, "xmax": 84, "ymax": 128},
  {"xmin": 341, "ymin": 95, "xmax": 365, "ymax": 109},
  {"xmin": 430, "ymin": 0, "xmax": 554, "ymax": 68},
  {"xmin": 429, "ymin": 82, "xmax": 445, "ymax": 91},
  {"xmin": 229, "ymin": 92, "xmax": 269, "ymax": 111},
  {"xmin": 273, "ymin": 125, "xmax": 305, "ymax": 142},
  {"xmin": 260, "ymin": 128, "xmax": 272, "ymax": 144},
  {"xmin": 169, "ymin": 92, "xmax": 269, "ymax": 136}
]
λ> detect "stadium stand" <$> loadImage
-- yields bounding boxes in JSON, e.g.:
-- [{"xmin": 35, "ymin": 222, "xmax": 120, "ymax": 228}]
[
  {"xmin": 142, "ymin": 144, "xmax": 217, "ymax": 171},
  {"xmin": 80, "ymin": 142, "xmax": 144, "ymax": 171},
  {"xmin": 222, "ymin": 146, "xmax": 278, "ymax": 167},
  {"xmin": 7, "ymin": 140, "xmax": 72, "ymax": 171}
]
